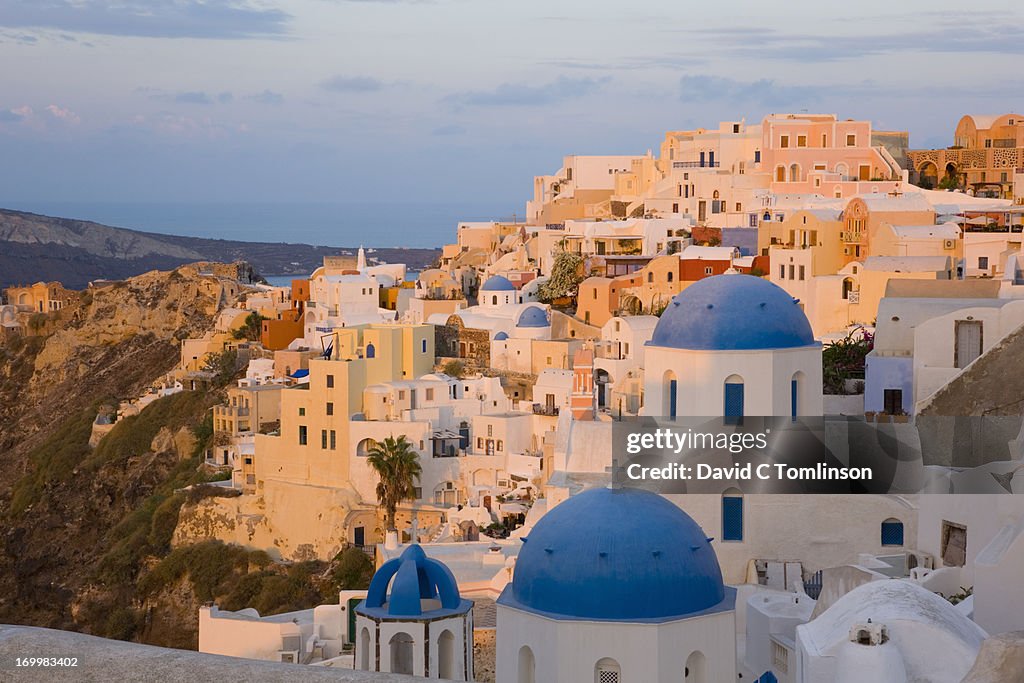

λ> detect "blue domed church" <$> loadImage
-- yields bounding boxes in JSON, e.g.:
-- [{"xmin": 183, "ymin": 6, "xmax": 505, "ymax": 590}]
[
  {"xmin": 496, "ymin": 487, "xmax": 737, "ymax": 682},
  {"xmin": 355, "ymin": 544, "xmax": 474, "ymax": 679},
  {"xmin": 641, "ymin": 274, "xmax": 822, "ymax": 419}
]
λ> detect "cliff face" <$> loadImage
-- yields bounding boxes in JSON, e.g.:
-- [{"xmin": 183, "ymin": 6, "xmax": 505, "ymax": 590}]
[{"xmin": 0, "ymin": 265, "xmax": 224, "ymax": 635}]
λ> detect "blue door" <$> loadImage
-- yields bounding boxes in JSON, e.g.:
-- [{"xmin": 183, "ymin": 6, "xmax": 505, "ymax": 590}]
[
  {"xmin": 669, "ymin": 379, "xmax": 677, "ymax": 418},
  {"xmin": 722, "ymin": 496, "xmax": 743, "ymax": 541},
  {"xmin": 699, "ymin": 151, "xmax": 705, "ymax": 167},
  {"xmin": 791, "ymin": 379, "xmax": 798, "ymax": 421},
  {"xmin": 724, "ymin": 382, "xmax": 744, "ymax": 424}
]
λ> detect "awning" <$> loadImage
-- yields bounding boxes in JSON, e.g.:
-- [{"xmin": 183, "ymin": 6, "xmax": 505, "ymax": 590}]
[
  {"xmin": 499, "ymin": 502, "xmax": 527, "ymax": 515},
  {"xmin": 290, "ymin": 369, "xmax": 309, "ymax": 379}
]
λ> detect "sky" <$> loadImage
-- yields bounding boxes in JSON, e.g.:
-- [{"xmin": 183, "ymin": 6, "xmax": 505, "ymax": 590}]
[{"xmin": 0, "ymin": 0, "xmax": 1022, "ymax": 213}]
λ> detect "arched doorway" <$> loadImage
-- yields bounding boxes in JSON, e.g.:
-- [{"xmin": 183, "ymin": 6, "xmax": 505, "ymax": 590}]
[
  {"xmin": 663, "ymin": 370, "xmax": 678, "ymax": 418},
  {"xmin": 594, "ymin": 657, "xmax": 621, "ymax": 683},
  {"xmin": 595, "ymin": 369, "xmax": 612, "ymax": 408},
  {"xmin": 685, "ymin": 650, "xmax": 707, "ymax": 682},
  {"xmin": 724, "ymin": 374, "xmax": 744, "ymax": 424},
  {"xmin": 359, "ymin": 627, "xmax": 370, "ymax": 670}
]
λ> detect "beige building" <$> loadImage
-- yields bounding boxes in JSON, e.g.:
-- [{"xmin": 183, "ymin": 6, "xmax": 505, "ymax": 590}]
[{"xmin": 909, "ymin": 114, "xmax": 1024, "ymax": 199}]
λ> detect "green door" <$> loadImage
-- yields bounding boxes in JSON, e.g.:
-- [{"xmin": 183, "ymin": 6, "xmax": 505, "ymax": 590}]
[{"xmin": 347, "ymin": 597, "xmax": 361, "ymax": 644}]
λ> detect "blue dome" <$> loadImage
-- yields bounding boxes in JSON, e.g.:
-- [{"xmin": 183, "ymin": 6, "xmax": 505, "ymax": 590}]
[
  {"xmin": 481, "ymin": 275, "xmax": 515, "ymax": 291},
  {"xmin": 517, "ymin": 307, "xmax": 549, "ymax": 328},
  {"xmin": 650, "ymin": 274, "xmax": 815, "ymax": 350},
  {"xmin": 500, "ymin": 488, "xmax": 728, "ymax": 621},
  {"xmin": 358, "ymin": 545, "xmax": 471, "ymax": 618},
  {"xmin": 493, "ymin": 331, "xmax": 509, "ymax": 341}
]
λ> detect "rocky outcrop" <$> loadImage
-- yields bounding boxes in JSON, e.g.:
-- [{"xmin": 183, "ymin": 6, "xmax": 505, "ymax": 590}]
[{"xmin": 961, "ymin": 631, "xmax": 1024, "ymax": 682}]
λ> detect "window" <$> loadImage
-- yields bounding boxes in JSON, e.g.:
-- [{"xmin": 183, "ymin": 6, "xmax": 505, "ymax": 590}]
[
  {"xmin": 788, "ymin": 264, "xmax": 795, "ymax": 280},
  {"xmin": 821, "ymin": 133, "xmax": 827, "ymax": 147},
  {"xmin": 426, "ymin": 388, "xmax": 434, "ymax": 401},
  {"xmin": 779, "ymin": 264, "xmax": 785, "ymax": 280},
  {"xmin": 881, "ymin": 519, "xmax": 904, "ymax": 546},
  {"xmin": 754, "ymin": 150, "xmax": 761, "ymax": 163},
  {"xmin": 799, "ymin": 265, "xmax": 805, "ymax": 281},
  {"xmin": 883, "ymin": 388, "xmax": 902, "ymax": 415},
  {"xmin": 672, "ymin": 202, "xmax": 679, "ymax": 213},
  {"xmin": 298, "ymin": 425, "xmax": 308, "ymax": 445},
  {"xmin": 330, "ymin": 430, "xmax": 337, "ymax": 450},
  {"xmin": 722, "ymin": 490, "xmax": 743, "ymax": 541},
  {"xmin": 846, "ymin": 133, "xmax": 856, "ymax": 146},
  {"xmin": 984, "ymin": 138, "xmax": 992, "ymax": 148},
  {"xmin": 326, "ymin": 402, "xmax": 333, "ymax": 416},
  {"xmin": 595, "ymin": 658, "xmax": 621, "ymax": 683},
  {"xmin": 477, "ymin": 437, "xmax": 483, "ymax": 449},
  {"xmin": 648, "ymin": 272, "xmax": 654, "ymax": 283},
  {"xmin": 978, "ymin": 256, "xmax": 989, "ymax": 270},
  {"xmin": 321, "ymin": 430, "xmax": 328, "ymax": 449},
  {"xmin": 497, "ymin": 440, "xmax": 503, "ymax": 452},
  {"xmin": 724, "ymin": 377, "xmax": 744, "ymax": 424},
  {"xmin": 487, "ymin": 425, "xmax": 493, "ymax": 437},
  {"xmin": 705, "ymin": 266, "xmax": 713, "ymax": 275},
  {"xmin": 298, "ymin": 407, "xmax": 305, "ymax": 416},
  {"xmin": 667, "ymin": 271, "xmax": 674, "ymax": 282},
  {"xmin": 941, "ymin": 521, "xmax": 967, "ymax": 567},
  {"xmin": 326, "ymin": 374, "xmax": 334, "ymax": 388},
  {"xmin": 780, "ymin": 135, "xmax": 790, "ymax": 148},
  {"xmin": 797, "ymin": 134, "xmax": 807, "ymax": 147},
  {"xmin": 735, "ymin": 202, "xmax": 742, "ymax": 212},
  {"xmin": 398, "ymin": 390, "xmax": 406, "ymax": 400},
  {"xmin": 733, "ymin": 123, "xmax": 740, "ymax": 133},
  {"xmin": 365, "ymin": 343, "xmax": 375, "ymax": 359}
]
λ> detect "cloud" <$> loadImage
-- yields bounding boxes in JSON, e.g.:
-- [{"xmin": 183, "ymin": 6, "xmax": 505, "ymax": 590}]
[
  {"xmin": 444, "ymin": 76, "xmax": 609, "ymax": 108},
  {"xmin": 0, "ymin": 108, "xmax": 25, "ymax": 122},
  {"xmin": 321, "ymin": 75, "xmax": 385, "ymax": 93},
  {"xmin": 175, "ymin": 91, "xmax": 214, "ymax": 105},
  {"xmin": 432, "ymin": 123, "xmax": 465, "ymax": 136},
  {"xmin": 246, "ymin": 90, "xmax": 285, "ymax": 105},
  {"xmin": 0, "ymin": 0, "xmax": 291, "ymax": 39},
  {"xmin": 678, "ymin": 75, "xmax": 818, "ymax": 108},
  {"xmin": 0, "ymin": 104, "xmax": 81, "ymax": 130},
  {"xmin": 44, "ymin": 104, "xmax": 80, "ymax": 125}
]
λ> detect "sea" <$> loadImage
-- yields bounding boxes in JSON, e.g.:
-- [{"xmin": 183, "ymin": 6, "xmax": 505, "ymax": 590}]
[{"xmin": 1, "ymin": 200, "xmax": 516, "ymax": 250}]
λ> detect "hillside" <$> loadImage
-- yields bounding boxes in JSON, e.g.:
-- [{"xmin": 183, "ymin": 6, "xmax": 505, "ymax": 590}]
[
  {"xmin": 0, "ymin": 265, "xmax": 372, "ymax": 647},
  {"xmin": 0, "ymin": 208, "xmax": 441, "ymax": 289}
]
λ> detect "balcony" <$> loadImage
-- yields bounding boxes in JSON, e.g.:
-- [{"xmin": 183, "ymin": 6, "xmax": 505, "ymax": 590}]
[
  {"xmin": 672, "ymin": 161, "xmax": 721, "ymax": 169},
  {"xmin": 533, "ymin": 404, "xmax": 560, "ymax": 416}
]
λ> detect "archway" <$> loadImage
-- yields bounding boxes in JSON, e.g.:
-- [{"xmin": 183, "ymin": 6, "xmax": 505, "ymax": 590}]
[
  {"xmin": 724, "ymin": 374, "xmax": 744, "ymax": 424},
  {"xmin": 595, "ymin": 657, "xmax": 621, "ymax": 683},
  {"xmin": 685, "ymin": 650, "xmax": 707, "ymax": 682},
  {"xmin": 438, "ymin": 630, "xmax": 456, "ymax": 679},
  {"xmin": 595, "ymin": 369, "xmax": 612, "ymax": 409},
  {"xmin": 356, "ymin": 438, "xmax": 378, "ymax": 457},
  {"xmin": 789, "ymin": 163, "xmax": 801, "ymax": 183},
  {"xmin": 366, "ymin": 342, "xmax": 376, "ymax": 359},
  {"xmin": 917, "ymin": 161, "xmax": 938, "ymax": 189},
  {"xmin": 518, "ymin": 646, "xmax": 536, "ymax": 683},
  {"xmin": 389, "ymin": 632, "xmax": 414, "ymax": 675},
  {"xmin": 359, "ymin": 627, "xmax": 370, "ymax": 670}
]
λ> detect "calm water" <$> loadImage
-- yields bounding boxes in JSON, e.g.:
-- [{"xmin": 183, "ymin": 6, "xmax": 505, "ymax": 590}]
[{"xmin": 1, "ymin": 200, "xmax": 515, "ymax": 249}]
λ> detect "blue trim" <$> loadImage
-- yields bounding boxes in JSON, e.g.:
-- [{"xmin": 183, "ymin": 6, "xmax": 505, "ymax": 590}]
[
  {"xmin": 881, "ymin": 521, "xmax": 904, "ymax": 546},
  {"xmin": 669, "ymin": 379, "xmax": 677, "ymax": 418},
  {"xmin": 722, "ymin": 496, "xmax": 743, "ymax": 541},
  {"xmin": 497, "ymin": 585, "xmax": 736, "ymax": 624},
  {"xmin": 724, "ymin": 382, "xmax": 744, "ymax": 424}
]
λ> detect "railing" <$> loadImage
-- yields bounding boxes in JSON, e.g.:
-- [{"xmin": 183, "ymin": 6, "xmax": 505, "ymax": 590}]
[
  {"xmin": 804, "ymin": 569, "xmax": 823, "ymax": 599},
  {"xmin": 672, "ymin": 161, "xmax": 721, "ymax": 169},
  {"xmin": 847, "ymin": 290, "xmax": 861, "ymax": 304},
  {"xmin": 533, "ymin": 405, "xmax": 560, "ymax": 416}
]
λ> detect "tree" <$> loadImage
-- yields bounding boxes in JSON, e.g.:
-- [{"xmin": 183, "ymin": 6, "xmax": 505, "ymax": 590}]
[
  {"xmin": 822, "ymin": 328, "xmax": 873, "ymax": 395},
  {"xmin": 232, "ymin": 312, "xmax": 266, "ymax": 341},
  {"xmin": 366, "ymin": 435, "xmax": 422, "ymax": 531},
  {"xmin": 203, "ymin": 349, "xmax": 239, "ymax": 386},
  {"xmin": 538, "ymin": 251, "xmax": 584, "ymax": 304},
  {"xmin": 442, "ymin": 359, "xmax": 466, "ymax": 378}
]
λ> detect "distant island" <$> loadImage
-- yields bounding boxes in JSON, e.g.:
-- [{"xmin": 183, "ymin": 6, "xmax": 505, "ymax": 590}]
[{"xmin": 0, "ymin": 208, "xmax": 441, "ymax": 289}]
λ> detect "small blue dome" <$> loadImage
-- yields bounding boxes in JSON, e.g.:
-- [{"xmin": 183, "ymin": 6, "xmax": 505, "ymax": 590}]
[
  {"xmin": 357, "ymin": 545, "xmax": 470, "ymax": 618},
  {"xmin": 499, "ymin": 488, "xmax": 728, "ymax": 621},
  {"xmin": 517, "ymin": 307, "xmax": 549, "ymax": 328},
  {"xmin": 481, "ymin": 275, "xmax": 515, "ymax": 291},
  {"xmin": 650, "ymin": 274, "xmax": 815, "ymax": 350},
  {"xmin": 493, "ymin": 331, "xmax": 509, "ymax": 341}
]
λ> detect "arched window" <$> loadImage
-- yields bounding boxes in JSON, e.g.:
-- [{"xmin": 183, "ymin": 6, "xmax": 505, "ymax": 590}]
[
  {"xmin": 775, "ymin": 166, "xmax": 786, "ymax": 182},
  {"xmin": 789, "ymin": 163, "xmax": 800, "ymax": 183},
  {"xmin": 356, "ymin": 438, "xmax": 378, "ymax": 457},
  {"xmin": 881, "ymin": 518, "xmax": 904, "ymax": 547},
  {"xmin": 421, "ymin": 338, "xmax": 427, "ymax": 353},
  {"xmin": 722, "ymin": 488, "xmax": 743, "ymax": 541},
  {"xmin": 842, "ymin": 277, "xmax": 855, "ymax": 300},
  {"xmin": 724, "ymin": 374, "xmax": 744, "ymax": 424},
  {"xmin": 518, "ymin": 646, "xmax": 536, "ymax": 683},
  {"xmin": 663, "ymin": 370, "xmax": 678, "ymax": 418},
  {"xmin": 667, "ymin": 271, "xmax": 674, "ymax": 283},
  {"xmin": 791, "ymin": 371, "xmax": 804, "ymax": 421},
  {"xmin": 366, "ymin": 343, "xmax": 376, "ymax": 359},
  {"xmin": 438, "ymin": 630, "xmax": 456, "ymax": 679},
  {"xmin": 359, "ymin": 627, "xmax": 370, "ymax": 670},
  {"xmin": 389, "ymin": 632, "xmax": 414, "ymax": 675},
  {"xmin": 648, "ymin": 272, "xmax": 654, "ymax": 283},
  {"xmin": 492, "ymin": 295, "xmax": 498, "ymax": 305},
  {"xmin": 595, "ymin": 657, "xmax": 621, "ymax": 683},
  {"xmin": 713, "ymin": 190, "xmax": 720, "ymax": 199},
  {"xmin": 685, "ymin": 651, "xmax": 707, "ymax": 682}
]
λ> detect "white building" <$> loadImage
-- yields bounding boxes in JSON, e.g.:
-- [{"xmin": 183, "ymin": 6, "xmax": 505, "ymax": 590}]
[
  {"xmin": 355, "ymin": 544, "xmax": 473, "ymax": 679},
  {"xmin": 642, "ymin": 273, "xmax": 823, "ymax": 419},
  {"xmin": 496, "ymin": 486, "xmax": 737, "ymax": 683}
]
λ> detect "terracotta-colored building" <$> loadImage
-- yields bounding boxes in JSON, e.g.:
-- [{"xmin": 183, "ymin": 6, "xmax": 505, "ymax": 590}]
[{"xmin": 260, "ymin": 279, "xmax": 309, "ymax": 350}]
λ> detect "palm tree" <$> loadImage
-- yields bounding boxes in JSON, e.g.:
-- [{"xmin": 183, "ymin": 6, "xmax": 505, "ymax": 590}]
[{"xmin": 366, "ymin": 435, "xmax": 422, "ymax": 532}]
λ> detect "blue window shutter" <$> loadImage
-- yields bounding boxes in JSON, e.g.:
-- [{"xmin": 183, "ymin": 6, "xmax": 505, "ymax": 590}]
[
  {"xmin": 366, "ymin": 343, "xmax": 376, "ymax": 359},
  {"xmin": 723, "ymin": 496, "xmax": 743, "ymax": 541},
  {"xmin": 881, "ymin": 521, "xmax": 904, "ymax": 546},
  {"xmin": 724, "ymin": 382, "xmax": 744, "ymax": 424},
  {"xmin": 791, "ymin": 379, "xmax": 798, "ymax": 420}
]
